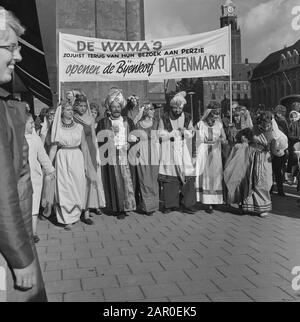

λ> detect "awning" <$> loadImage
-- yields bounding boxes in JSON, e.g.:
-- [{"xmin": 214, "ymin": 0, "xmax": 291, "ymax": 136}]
[{"xmin": 0, "ymin": 0, "xmax": 53, "ymax": 106}]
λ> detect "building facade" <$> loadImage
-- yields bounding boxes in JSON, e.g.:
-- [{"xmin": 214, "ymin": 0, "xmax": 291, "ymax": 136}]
[
  {"xmin": 250, "ymin": 40, "xmax": 300, "ymax": 111},
  {"xmin": 37, "ymin": 0, "xmax": 147, "ymax": 110},
  {"xmin": 201, "ymin": 0, "xmax": 257, "ymax": 110}
]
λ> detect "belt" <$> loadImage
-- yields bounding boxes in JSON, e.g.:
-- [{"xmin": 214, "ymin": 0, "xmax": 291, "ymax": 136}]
[{"xmin": 58, "ymin": 145, "xmax": 80, "ymax": 150}]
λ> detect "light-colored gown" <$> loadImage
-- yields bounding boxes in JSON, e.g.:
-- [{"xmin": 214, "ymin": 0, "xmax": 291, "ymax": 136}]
[
  {"xmin": 25, "ymin": 133, "xmax": 54, "ymax": 215},
  {"xmin": 54, "ymin": 122, "xmax": 86, "ymax": 224},
  {"xmin": 195, "ymin": 120, "xmax": 226, "ymax": 204}
]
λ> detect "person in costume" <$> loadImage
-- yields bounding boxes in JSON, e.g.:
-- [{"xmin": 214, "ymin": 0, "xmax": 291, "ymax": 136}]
[
  {"xmin": 73, "ymin": 94, "xmax": 106, "ymax": 220},
  {"xmin": 158, "ymin": 91, "xmax": 196, "ymax": 214},
  {"xmin": 224, "ymin": 112, "xmax": 274, "ymax": 218},
  {"xmin": 49, "ymin": 101, "xmax": 86, "ymax": 230},
  {"xmin": 270, "ymin": 118, "xmax": 288, "ymax": 197},
  {"xmin": 25, "ymin": 113, "xmax": 55, "ymax": 243},
  {"xmin": 195, "ymin": 108, "xmax": 227, "ymax": 213},
  {"xmin": 134, "ymin": 101, "xmax": 160, "ymax": 215},
  {"xmin": 287, "ymin": 110, "xmax": 300, "ymax": 185},
  {"xmin": 96, "ymin": 88, "xmax": 137, "ymax": 220}
]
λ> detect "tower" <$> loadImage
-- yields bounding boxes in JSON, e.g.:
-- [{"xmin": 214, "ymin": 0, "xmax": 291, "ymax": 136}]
[{"xmin": 220, "ymin": 0, "xmax": 242, "ymax": 64}]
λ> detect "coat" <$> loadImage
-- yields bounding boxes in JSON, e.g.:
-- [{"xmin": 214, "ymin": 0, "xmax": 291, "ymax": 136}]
[{"xmin": 0, "ymin": 88, "xmax": 46, "ymax": 302}]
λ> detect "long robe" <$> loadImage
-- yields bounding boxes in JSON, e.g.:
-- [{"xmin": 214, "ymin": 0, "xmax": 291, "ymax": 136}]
[
  {"xmin": 195, "ymin": 120, "xmax": 226, "ymax": 204},
  {"xmin": 54, "ymin": 123, "xmax": 86, "ymax": 224},
  {"xmin": 134, "ymin": 120, "xmax": 159, "ymax": 213},
  {"xmin": 97, "ymin": 116, "xmax": 136, "ymax": 213},
  {"xmin": 74, "ymin": 113, "xmax": 106, "ymax": 209},
  {"xmin": 242, "ymin": 132, "xmax": 273, "ymax": 213},
  {"xmin": 25, "ymin": 133, "xmax": 54, "ymax": 215}
]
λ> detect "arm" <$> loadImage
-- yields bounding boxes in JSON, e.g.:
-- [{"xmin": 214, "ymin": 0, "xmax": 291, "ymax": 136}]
[
  {"xmin": 182, "ymin": 120, "xmax": 194, "ymax": 139},
  {"xmin": 36, "ymin": 136, "xmax": 55, "ymax": 175},
  {"xmin": 49, "ymin": 144, "xmax": 58, "ymax": 164}
]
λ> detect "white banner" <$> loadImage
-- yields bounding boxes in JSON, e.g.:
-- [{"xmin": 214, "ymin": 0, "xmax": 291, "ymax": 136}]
[{"xmin": 59, "ymin": 26, "xmax": 230, "ymax": 83}]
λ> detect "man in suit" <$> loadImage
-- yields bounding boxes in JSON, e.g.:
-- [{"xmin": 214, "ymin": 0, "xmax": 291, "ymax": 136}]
[{"xmin": 0, "ymin": 7, "xmax": 46, "ymax": 302}]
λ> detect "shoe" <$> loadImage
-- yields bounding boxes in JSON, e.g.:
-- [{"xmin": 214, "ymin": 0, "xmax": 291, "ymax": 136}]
[
  {"xmin": 95, "ymin": 208, "xmax": 102, "ymax": 216},
  {"xmin": 277, "ymin": 192, "xmax": 286, "ymax": 197},
  {"xmin": 145, "ymin": 211, "xmax": 154, "ymax": 216},
  {"xmin": 117, "ymin": 213, "xmax": 126, "ymax": 220},
  {"xmin": 182, "ymin": 207, "xmax": 196, "ymax": 214},
  {"xmin": 205, "ymin": 206, "xmax": 214, "ymax": 214},
  {"xmin": 260, "ymin": 212, "xmax": 270, "ymax": 218},
  {"xmin": 64, "ymin": 224, "xmax": 72, "ymax": 231},
  {"xmin": 162, "ymin": 207, "xmax": 178, "ymax": 214},
  {"xmin": 81, "ymin": 216, "xmax": 94, "ymax": 225},
  {"xmin": 33, "ymin": 235, "xmax": 40, "ymax": 243}
]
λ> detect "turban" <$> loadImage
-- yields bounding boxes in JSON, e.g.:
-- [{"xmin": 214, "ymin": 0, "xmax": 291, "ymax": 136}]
[
  {"xmin": 105, "ymin": 88, "xmax": 126, "ymax": 110},
  {"xmin": 170, "ymin": 91, "xmax": 187, "ymax": 108},
  {"xmin": 274, "ymin": 104, "xmax": 286, "ymax": 115}
]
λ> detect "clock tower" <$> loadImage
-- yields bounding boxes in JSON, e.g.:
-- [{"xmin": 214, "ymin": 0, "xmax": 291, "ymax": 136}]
[{"xmin": 220, "ymin": 0, "xmax": 242, "ymax": 64}]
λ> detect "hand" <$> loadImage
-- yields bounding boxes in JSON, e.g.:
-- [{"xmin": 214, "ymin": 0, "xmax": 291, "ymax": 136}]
[
  {"xmin": 49, "ymin": 172, "xmax": 56, "ymax": 180},
  {"xmin": 13, "ymin": 260, "xmax": 37, "ymax": 290},
  {"xmin": 129, "ymin": 134, "xmax": 138, "ymax": 143}
]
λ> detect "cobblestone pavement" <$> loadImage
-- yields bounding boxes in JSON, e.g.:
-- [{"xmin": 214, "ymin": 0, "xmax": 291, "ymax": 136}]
[{"xmin": 37, "ymin": 194, "xmax": 300, "ymax": 302}]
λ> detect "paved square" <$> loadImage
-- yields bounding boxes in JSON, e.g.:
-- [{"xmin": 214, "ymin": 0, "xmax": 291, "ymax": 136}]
[{"xmin": 38, "ymin": 194, "xmax": 300, "ymax": 302}]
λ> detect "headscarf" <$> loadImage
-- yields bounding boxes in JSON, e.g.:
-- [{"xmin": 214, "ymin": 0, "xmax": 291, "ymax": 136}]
[
  {"xmin": 65, "ymin": 89, "xmax": 85, "ymax": 106},
  {"xmin": 104, "ymin": 88, "xmax": 126, "ymax": 111},
  {"xmin": 73, "ymin": 93, "xmax": 93, "ymax": 127},
  {"xmin": 170, "ymin": 91, "xmax": 187, "ymax": 108},
  {"xmin": 289, "ymin": 110, "xmax": 300, "ymax": 122},
  {"xmin": 201, "ymin": 109, "xmax": 215, "ymax": 122},
  {"xmin": 51, "ymin": 101, "xmax": 72, "ymax": 144},
  {"xmin": 72, "ymin": 93, "xmax": 99, "ymax": 178},
  {"xmin": 274, "ymin": 104, "xmax": 287, "ymax": 116},
  {"xmin": 271, "ymin": 118, "xmax": 288, "ymax": 156}
]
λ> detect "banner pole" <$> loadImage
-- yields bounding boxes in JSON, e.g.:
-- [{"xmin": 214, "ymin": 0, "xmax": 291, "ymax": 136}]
[
  {"xmin": 229, "ymin": 26, "xmax": 233, "ymax": 124},
  {"xmin": 58, "ymin": 32, "xmax": 61, "ymax": 104}
]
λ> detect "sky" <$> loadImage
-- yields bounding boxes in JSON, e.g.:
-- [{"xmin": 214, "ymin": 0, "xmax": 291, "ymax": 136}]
[{"xmin": 144, "ymin": 0, "xmax": 300, "ymax": 63}]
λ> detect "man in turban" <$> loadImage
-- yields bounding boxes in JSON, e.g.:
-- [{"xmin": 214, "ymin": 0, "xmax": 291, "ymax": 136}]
[
  {"xmin": 96, "ymin": 88, "xmax": 137, "ymax": 220},
  {"xmin": 158, "ymin": 91, "xmax": 196, "ymax": 214}
]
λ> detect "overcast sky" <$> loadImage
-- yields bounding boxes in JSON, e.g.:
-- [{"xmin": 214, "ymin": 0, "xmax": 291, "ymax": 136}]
[{"xmin": 144, "ymin": 0, "xmax": 300, "ymax": 63}]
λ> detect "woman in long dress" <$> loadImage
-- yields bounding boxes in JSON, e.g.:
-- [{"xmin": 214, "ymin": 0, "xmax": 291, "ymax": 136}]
[
  {"xmin": 224, "ymin": 112, "xmax": 274, "ymax": 218},
  {"xmin": 49, "ymin": 101, "xmax": 86, "ymax": 230},
  {"xmin": 25, "ymin": 113, "xmax": 55, "ymax": 242},
  {"xmin": 73, "ymin": 94, "xmax": 106, "ymax": 220},
  {"xmin": 195, "ymin": 109, "xmax": 227, "ymax": 213},
  {"xmin": 134, "ymin": 102, "xmax": 160, "ymax": 215}
]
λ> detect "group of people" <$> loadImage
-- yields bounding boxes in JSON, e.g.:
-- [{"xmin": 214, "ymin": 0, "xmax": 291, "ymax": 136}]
[{"xmin": 26, "ymin": 87, "xmax": 299, "ymax": 241}]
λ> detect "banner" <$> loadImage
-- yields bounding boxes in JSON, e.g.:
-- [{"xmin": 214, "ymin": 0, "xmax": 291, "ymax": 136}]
[{"xmin": 59, "ymin": 26, "xmax": 230, "ymax": 83}]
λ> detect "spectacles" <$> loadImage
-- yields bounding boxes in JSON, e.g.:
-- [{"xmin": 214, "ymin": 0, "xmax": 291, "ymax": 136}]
[{"xmin": 0, "ymin": 44, "xmax": 21, "ymax": 53}]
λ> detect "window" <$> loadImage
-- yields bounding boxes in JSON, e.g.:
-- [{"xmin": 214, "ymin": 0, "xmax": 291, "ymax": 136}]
[
  {"xmin": 224, "ymin": 84, "xmax": 227, "ymax": 91},
  {"xmin": 245, "ymin": 93, "xmax": 248, "ymax": 100},
  {"xmin": 211, "ymin": 93, "xmax": 216, "ymax": 100},
  {"xmin": 237, "ymin": 93, "xmax": 241, "ymax": 100},
  {"xmin": 237, "ymin": 84, "xmax": 241, "ymax": 91}
]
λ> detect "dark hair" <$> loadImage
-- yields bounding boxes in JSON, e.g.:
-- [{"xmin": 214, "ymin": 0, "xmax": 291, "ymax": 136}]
[
  {"xmin": 236, "ymin": 128, "xmax": 253, "ymax": 143},
  {"xmin": 207, "ymin": 101, "xmax": 221, "ymax": 110},
  {"xmin": 25, "ymin": 112, "xmax": 33, "ymax": 121},
  {"xmin": 90, "ymin": 102, "xmax": 100, "ymax": 117},
  {"xmin": 74, "ymin": 94, "xmax": 87, "ymax": 105}
]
